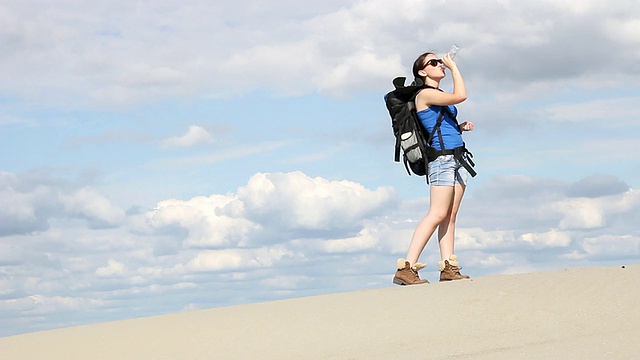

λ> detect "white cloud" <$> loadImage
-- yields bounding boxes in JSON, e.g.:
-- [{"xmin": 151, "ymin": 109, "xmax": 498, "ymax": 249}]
[
  {"xmin": 314, "ymin": 48, "xmax": 404, "ymax": 96},
  {"xmin": 478, "ymin": 255, "xmax": 512, "ymax": 268},
  {"xmin": 186, "ymin": 250, "xmax": 247, "ymax": 271},
  {"xmin": 456, "ymin": 228, "xmax": 519, "ymax": 251},
  {"xmin": 236, "ymin": 171, "xmax": 398, "ymax": 232},
  {"xmin": 521, "ymin": 230, "xmax": 572, "ymax": 249},
  {"xmin": 162, "ymin": 125, "xmax": 213, "ymax": 148},
  {"xmin": 184, "ymin": 246, "xmax": 292, "ymax": 272},
  {"xmin": 60, "ymin": 187, "xmax": 125, "ymax": 227},
  {"xmin": 0, "ymin": 186, "xmax": 47, "ymax": 232},
  {"xmin": 96, "ymin": 259, "xmax": 127, "ymax": 277},
  {"xmin": 0, "ymin": 173, "xmax": 125, "ymax": 235},
  {"xmin": 2, "ymin": 170, "xmax": 640, "ymax": 338},
  {"xmin": 581, "ymin": 235, "xmax": 640, "ymax": 259},
  {"xmin": 148, "ymin": 194, "xmax": 260, "ymax": 248},
  {"xmin": 146, "ymin": 172, "xmax": 397, "ymax": 248},
  {"xmin": 319, "ymin": 228, "xmax": 379, "ymax": 254},
  {"xmin": 602, "ymin": 189, "xmax": 640, "ymax": 216},
  {"xmin": 4, "ymin": 0, "xmax": 639, "ymax": 105},
  {"xmin": 553, "ymin": 198, "xmax": 604, "ymax": 230},
  {"xmin": 605, "ymin": 18, "xmax": 640, "ymax": 45}
]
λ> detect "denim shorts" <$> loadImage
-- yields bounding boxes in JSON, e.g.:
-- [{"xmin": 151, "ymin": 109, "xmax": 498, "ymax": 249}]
[{"xmin": 428, "ymin": 154, "xmax": 469, "ymax": 186}]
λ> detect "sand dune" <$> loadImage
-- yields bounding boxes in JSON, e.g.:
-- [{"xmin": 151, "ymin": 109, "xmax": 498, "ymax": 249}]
[{"xmin": 1, "ymin": 265, "xmax": 638, "ymax": 359}]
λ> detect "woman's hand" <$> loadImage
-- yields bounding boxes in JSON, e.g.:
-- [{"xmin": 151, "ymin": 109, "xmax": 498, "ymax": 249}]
[
  {"xmin": 441, "ymin": 52, "xmax": 457, "ymax": 69},
  {"xmin": 459, "ymin": 121, "xmax": 474, "ymax": 131}
]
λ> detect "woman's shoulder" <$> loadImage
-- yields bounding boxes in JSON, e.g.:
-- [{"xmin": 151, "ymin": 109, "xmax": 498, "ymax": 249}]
[
  {"xmin": 417, "ymin": 104, "xmax": 457, "ymax": 117},
  {"xmin": 416, "ymin": 105, "xmax": 441, "ymax": 117},
  {"xmin": 417, "ymin": 102, "xmax": 443, "ymax": 110},
  {"xmin": 415, "ymin": 86, "xmax": 440, "ymax": 99}
]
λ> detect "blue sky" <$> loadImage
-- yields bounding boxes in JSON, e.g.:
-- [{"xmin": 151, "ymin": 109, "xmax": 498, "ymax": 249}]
[{"xmin": 2, "ymin": 0, "xmax": 640, "ymax": 337}]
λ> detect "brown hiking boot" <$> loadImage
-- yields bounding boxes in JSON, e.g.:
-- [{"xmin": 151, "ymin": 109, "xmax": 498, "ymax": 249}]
[
  {"xmin": 393, "ymin": 259, "xmax": 429, "ymax": 285},
  {"xmin": 438, "ymin": 254, "xmax": 471, "ymax": 281}
]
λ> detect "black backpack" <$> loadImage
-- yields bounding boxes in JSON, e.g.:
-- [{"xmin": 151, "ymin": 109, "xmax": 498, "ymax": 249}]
[
  {"xmin": 384, "ymin": 77, "xmax": 441, "ymax": 177},
  {"xmin": 384, "ymin": 77, "xmax": 477, "ymax": 181}
]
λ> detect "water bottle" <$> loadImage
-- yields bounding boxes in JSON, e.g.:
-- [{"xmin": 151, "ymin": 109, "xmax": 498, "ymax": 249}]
[
  {"xmin": 445, "ymin": 44, "xmax": 460, "ymax": 59},
  {"xmin": 400, "ymin": 131, "xmax": 421, "ymax": 162}
]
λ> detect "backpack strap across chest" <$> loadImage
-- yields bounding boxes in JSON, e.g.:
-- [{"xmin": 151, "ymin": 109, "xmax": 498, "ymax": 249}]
[{"xmin": 426, "ymin": 106, "xmax": 477, "ymax": 178}]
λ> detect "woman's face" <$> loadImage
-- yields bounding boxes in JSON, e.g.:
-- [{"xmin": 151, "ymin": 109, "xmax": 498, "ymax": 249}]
[{"xmin": 420, "ymin": 54, "xmax": 446, "ymax": 80}]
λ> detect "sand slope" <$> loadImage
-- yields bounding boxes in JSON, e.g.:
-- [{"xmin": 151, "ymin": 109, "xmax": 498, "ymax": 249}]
[{"xmin": 1, "ymin": 265, "xmax": 639, "ymax": 359}]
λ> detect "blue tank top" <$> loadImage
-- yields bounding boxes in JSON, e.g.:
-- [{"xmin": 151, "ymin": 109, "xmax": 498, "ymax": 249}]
[{"xmin": 416, "ymin": 104, "xmax": 463, "ymax": 151}]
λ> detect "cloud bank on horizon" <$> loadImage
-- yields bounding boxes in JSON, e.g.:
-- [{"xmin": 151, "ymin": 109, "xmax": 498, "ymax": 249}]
[{"xmin": 2, "ymin": 0, "xmax": 640, "ymax": 337}]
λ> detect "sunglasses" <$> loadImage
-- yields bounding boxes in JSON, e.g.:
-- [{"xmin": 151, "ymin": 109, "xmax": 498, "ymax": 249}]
[{"xmin": 425, "ymin": 59, "xmax": 443, "ymax": 67}]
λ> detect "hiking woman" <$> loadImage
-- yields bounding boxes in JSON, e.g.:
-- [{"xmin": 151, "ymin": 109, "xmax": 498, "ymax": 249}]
[{"xmin": 393, "ymin": 51, "xmax": 474, "ymax": 285}]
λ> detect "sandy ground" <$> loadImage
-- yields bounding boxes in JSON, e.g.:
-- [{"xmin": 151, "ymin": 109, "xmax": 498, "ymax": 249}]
[{"xmin": 1, "ymin": 265, "xmax": 639, "ymax": 359}]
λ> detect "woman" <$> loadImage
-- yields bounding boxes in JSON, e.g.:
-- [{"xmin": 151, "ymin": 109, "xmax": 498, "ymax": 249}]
[{"xmin": 393, "ymin": 51, "xmax": 474, "ymax": 285}]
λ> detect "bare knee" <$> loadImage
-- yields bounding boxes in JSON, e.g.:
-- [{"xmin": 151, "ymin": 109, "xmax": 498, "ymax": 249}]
[{"xmin": 428, "ymin": 210, "xmax": 450, "ymax": 224}]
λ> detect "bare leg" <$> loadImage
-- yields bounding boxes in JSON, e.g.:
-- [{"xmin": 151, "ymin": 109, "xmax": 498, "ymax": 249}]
[
  {"xmin": 405, "ymin": 185, "xmax": 455, "ymax": 264},
  {"xmin": 437, "ymin": 182, "xmax": 466, "ymax": 260}
]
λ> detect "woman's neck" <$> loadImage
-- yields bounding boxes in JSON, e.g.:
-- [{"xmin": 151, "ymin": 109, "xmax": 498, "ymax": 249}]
[{"xmin": 425, "ymin": 79, "xmax": 440, "ymax": 89}]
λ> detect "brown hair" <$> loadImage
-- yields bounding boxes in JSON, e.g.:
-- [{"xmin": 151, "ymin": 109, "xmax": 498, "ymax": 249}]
[{"xmin": 412, "ymin": 52, "xmax": 435, "ymax": 82}]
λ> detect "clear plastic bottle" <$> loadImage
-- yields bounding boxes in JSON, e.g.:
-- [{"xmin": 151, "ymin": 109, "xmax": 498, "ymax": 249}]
[{"xmin": 445, "ymin": 44, "xmax": 460, "ymax": 59}]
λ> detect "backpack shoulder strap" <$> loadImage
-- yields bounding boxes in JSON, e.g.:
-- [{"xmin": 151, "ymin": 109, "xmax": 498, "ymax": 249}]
[
  {"xmin": 425, "ymin": 109, "xmax": 446, "ymax": 150},
  {"xmin": 441, "ymin": 105, "xmax": 462, "ymax": 134}
]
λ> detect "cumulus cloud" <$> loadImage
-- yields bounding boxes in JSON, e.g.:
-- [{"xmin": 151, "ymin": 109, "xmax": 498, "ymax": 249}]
[
  {"xmin": 148, "ymin": 194, "xmax": 261, "ymax": 249},
  {"xmin": 2, "ymin": 169, "xmax": 640, "ymax": 337},
  {"xmin": 461, "ymin": 174, "xmax": 639, "ymax": 234},
  {"xmin": 554, "ymin": 198, "xmax": 605, "ymax": 230},
  {"xmin": 521, "ymin": 230, "xmax": 572, "ymax": 249},
  {"xmin": 235, "ymin": 171, "xmax": 398, "ymax": 235},
  {"xmin": 0, "ymin": 180, "xmax": 54, "ymax": 235},
  {"xmin": 0, "ymin": 172, "xmax": 124, "ymax": 235},
  {"xmin": 147, "ymin": 172, "xmax": 397, "ymax": 247},
  {"xmin": 59, "ymin": 187, "xmax": 125, "ymax": 228}
]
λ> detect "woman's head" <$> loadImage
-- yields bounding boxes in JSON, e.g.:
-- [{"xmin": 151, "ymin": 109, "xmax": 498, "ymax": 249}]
[{"xmin": 412, "ymin": 52, "xmax": 445, "ymax": 83}]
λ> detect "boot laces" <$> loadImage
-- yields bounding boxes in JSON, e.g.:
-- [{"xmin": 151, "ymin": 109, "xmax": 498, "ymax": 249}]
[{"xmin": 411, "ymin": 268, "xmax": 421, "ymax": 279}]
